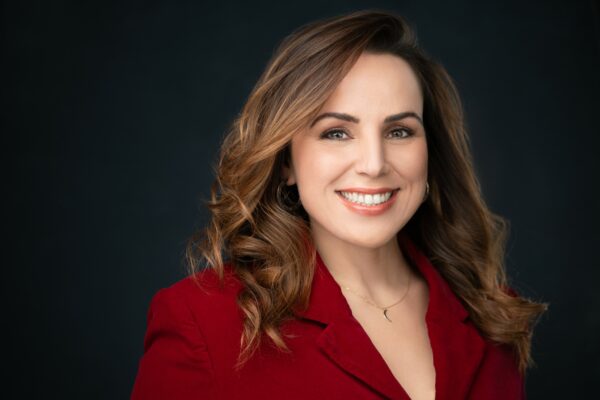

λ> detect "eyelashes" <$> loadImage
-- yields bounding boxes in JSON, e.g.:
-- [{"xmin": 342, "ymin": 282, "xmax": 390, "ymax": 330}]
[{"xmin": 319, "ymin": 127, "xmax": 415, "ymax": 140}]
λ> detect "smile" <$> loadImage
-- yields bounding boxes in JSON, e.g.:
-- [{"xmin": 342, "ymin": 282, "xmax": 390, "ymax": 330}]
[
  {"xmin": 334, "ymin": 189, "xmax": 400, "ymax": 216},
  {"xmin": 338, "ymin": 190, "xmax": 394, "ymax": 206}
]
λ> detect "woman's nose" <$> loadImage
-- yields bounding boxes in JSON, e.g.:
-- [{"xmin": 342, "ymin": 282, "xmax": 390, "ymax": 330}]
[{"xmin": 354, "ymin": 131, "xmax": 388, "ymax": 177}]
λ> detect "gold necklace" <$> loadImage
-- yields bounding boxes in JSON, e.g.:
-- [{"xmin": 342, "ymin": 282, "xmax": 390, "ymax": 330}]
[{"xmin": 340, "ymin": 273, "xmax": 411, "ymax": 323}]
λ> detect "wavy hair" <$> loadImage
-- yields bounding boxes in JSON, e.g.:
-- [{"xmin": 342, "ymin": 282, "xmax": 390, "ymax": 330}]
[{"xmin": 186, "ymin": 9, "xmax": 548, "ymax": 374}]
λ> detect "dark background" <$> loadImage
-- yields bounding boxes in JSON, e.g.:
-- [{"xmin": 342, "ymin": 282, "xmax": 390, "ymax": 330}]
[{"xmin": 3, "ymin": 0, "xmax": 599, "ymax": 398}]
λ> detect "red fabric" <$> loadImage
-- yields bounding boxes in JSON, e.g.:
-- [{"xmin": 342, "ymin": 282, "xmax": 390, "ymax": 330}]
[{"xmin": 131, "ymin": 232, "xmax": 525, "ymax": 399}]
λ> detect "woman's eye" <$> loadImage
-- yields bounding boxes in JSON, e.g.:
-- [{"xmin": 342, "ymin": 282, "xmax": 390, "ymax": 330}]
[
  {"xmin": 321, "ymin": 129, "xmax": 349, "ymax": 140},
  {"xmin": 388, "ymin": 127, "xmax": 413, "ymax": 139}
]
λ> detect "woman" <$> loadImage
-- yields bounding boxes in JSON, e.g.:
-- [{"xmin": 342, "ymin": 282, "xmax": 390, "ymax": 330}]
[{"xmin": 131, "ymin": 10, "xmax": 547, "ymax": 400}]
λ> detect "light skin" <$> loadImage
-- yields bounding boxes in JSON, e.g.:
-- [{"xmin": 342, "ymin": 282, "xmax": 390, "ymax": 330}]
[
  {"xmin": 282, "ymin": 51, "xmax": 435, "ymax": 399},
  {"xmin": 283, "ymin": 51, "xmax": 428, "ymax": 302}
]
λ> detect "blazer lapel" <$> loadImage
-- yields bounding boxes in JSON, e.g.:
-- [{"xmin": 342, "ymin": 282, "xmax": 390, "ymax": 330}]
[
  {"xmin": 296, "ymin": 250, "xmax": 409, "ymax": 399},
  {"xmin": 295, "ymin": 232, "xmax": 486, "ymax": 400},
  {"xmin": 398, "ymin": 232, "xmax": 486, "ymax": 400}
]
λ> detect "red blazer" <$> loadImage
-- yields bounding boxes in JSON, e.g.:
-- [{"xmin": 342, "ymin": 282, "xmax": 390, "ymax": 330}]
[{"xmin": 131, "ymin": 233, "xmax": 525, "ymax": 399}]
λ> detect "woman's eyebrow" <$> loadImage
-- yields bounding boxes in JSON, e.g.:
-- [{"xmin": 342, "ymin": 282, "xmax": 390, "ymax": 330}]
[{"xmin": 310, "ymin": 111, "xmax": 423, "ymax": 127}]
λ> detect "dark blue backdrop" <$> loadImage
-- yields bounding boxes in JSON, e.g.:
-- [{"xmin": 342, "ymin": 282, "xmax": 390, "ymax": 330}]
[{"xmin": 4, "ymin": 0, "xmax": 599, "ymax": 398}]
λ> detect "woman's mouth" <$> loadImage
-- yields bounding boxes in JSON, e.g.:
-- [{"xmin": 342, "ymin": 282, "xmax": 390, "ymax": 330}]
[{"xmin": 335, "ymin": 189, "xmax": 399, "ymax": 216}]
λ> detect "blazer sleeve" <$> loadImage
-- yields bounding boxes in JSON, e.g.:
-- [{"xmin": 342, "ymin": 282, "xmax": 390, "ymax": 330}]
[
  {"xmin": 467, "ymin": 343, "xmax": 526, "ymax": 399},
  {"xmin": 131, "ymin": 286, "xmax": 217, "ymax": 400}
]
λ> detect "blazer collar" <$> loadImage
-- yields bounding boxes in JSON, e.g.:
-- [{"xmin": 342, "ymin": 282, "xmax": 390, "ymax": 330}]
[
  {"xmin": 295, "ymin": 231, "xmax": 486, "ymax": 400},
  {"xmin": 297, "ymin": 231, "xmax": 469, "ymax": 324}
]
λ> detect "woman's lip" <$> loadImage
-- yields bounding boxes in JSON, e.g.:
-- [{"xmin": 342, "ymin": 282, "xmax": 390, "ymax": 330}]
[
  {"xmin": 335, "ymin": 189, "xmax": 399, "ymax": 216},
  {"xmin": 336, "ymin": 187, "xmax": 399, "ymax": 194}
]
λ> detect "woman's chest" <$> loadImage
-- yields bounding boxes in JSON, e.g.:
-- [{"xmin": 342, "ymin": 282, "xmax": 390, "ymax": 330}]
[{"xmin": 343, "ymin": 279, "xmax": 436, "ymax": 400}]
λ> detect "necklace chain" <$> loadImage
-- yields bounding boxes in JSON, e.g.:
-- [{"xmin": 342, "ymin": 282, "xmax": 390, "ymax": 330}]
[{"xmin": 340, "ymin": 272, "xmax": 411, "ymax": 320}]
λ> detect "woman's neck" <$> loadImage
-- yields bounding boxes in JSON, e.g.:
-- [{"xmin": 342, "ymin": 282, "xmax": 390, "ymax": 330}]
[{"xmin": 311, "ymin": 226, "xmax": 413, "ymax": 301}]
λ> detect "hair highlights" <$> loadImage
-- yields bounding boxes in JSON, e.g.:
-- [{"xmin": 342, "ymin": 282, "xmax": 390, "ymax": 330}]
[{"xmin": 186, "ymin": 10, "xmax": 547, "ymax": 374}]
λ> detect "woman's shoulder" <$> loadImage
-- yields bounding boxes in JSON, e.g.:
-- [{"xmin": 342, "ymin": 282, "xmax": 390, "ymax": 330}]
[
  {"xmin": 151, "ymin": 263, "xmax": 244, "ymax": 316},
  {"xmin": 145, "ymin": 263, "xmax": 246, "ymax": 344},
  {"xmin": 132, "ymin": 264, "xmax": 244, "ymax": 399}
]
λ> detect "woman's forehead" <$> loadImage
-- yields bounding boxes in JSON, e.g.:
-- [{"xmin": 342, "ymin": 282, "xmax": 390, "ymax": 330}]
[{"xmin": 318, "ymin": 53, "xmax": 424, "ymax": 118}]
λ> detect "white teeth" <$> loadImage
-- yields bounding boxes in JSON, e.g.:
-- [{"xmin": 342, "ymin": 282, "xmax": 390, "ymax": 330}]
[{"xmin": 340, "ymin": 191, "xmax": 393, "ymax": 206}]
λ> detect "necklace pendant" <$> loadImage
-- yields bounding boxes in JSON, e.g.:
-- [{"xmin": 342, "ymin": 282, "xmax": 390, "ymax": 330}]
[{"xmin": 383, "ymin": 308, "xmax": 393, "ymax": 322}]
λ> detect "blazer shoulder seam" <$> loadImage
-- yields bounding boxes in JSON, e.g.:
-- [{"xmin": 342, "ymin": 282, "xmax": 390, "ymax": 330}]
[{"xmin": 178, "ymin": 285, "xmax": 220, "ymax": 393}]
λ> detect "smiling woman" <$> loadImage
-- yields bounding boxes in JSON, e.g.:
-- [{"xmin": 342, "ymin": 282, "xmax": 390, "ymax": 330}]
[
  {"xmin": 131, "ymin": 10, "xmax": 547, "ymax": 400},
  {"xmin": 285, "ymin": 53, "xmax": 428, "ymax": 244}
]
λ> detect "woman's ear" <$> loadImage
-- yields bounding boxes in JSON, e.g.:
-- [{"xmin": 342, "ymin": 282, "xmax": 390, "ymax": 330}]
[
  {"xmin": 281, "ymin": 162, "xmax": 296, "ymax": 185},
  {"xmin": 281, "ymin": 145, "xmax": 296, "ymax": 185}
]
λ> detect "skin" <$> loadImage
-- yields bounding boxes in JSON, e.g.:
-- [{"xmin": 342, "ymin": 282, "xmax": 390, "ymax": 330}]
[
  {"xmin": 283, "ymin": 51, "xmax": 428, "ymax": 295},
  {"xmin": 282, "ymin": 52, "xmax": 435, "ymax": 399}
]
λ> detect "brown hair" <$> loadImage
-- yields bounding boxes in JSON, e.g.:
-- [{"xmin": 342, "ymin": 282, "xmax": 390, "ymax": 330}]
[{"xmin": 186, "ymin": 9, "xmax": 548, "ymax": 374}]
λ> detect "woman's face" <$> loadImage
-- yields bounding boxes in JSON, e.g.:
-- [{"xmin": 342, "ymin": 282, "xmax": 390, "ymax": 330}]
[{"xmin": 284, "ymin": 52, "xmax": 428, "ymax": 250}]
